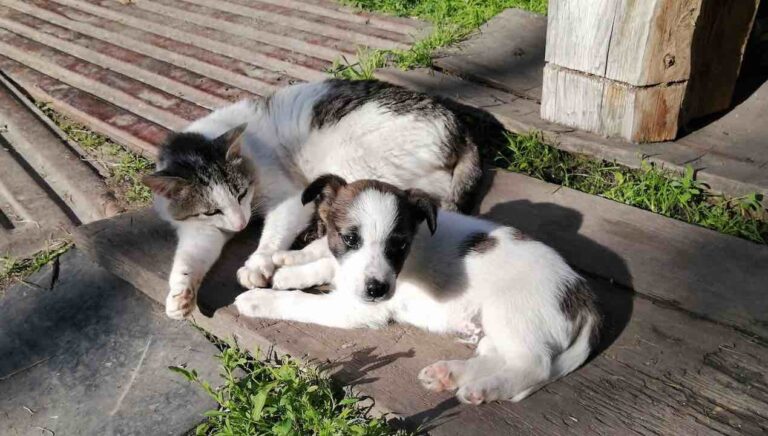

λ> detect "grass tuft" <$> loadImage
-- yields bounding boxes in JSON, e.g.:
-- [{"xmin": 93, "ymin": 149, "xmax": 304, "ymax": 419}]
[
  {"xmin": 36, "ymin": 103, "xmax": 153, "ymax": 209},
  {"xmin": 0, "ymin": 239, "xmax": 72, "ymax": 291},
  {"xmin": 496, "ymin": 132, "xmax": 768, "ymax": 244},
  {"xmin": 331, "ymin": 0, "xmax": 547, "ymax": 79},
  {"xmin": 172, "ymin": 343, "xmax": 407, "ymax": 436}
]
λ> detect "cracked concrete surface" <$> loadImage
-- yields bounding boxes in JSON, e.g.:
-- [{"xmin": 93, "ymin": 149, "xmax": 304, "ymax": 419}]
[{"xmin": 0, "ymin": 249, "xmax": 221, "ymax": 435}]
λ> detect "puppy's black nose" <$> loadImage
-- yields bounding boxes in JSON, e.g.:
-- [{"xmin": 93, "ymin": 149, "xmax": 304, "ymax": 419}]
[{"xmin": 365, "ymin": 279, "xmax": 389, "ymax": 300}]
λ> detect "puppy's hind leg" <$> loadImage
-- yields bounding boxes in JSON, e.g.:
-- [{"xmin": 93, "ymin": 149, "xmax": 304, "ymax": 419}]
[
  {"xmin": 456, "ymin": 350, "xmax": 551, "ymax": 404},
  {"xmin": 419, "ymin": 345, "xmax": 506, "ymax": 394}
]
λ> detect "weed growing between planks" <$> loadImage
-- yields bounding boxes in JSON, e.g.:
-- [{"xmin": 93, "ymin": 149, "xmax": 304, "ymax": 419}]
[
  {"xmin": 330, "ymin": 0, "xmax": 548, "ymax": 79},
  {"xmin": 496, "ymin": 132, "xmax": 768, "ymax": 244},
  {"xmin": 0, "ymin": 239, "xmax": 71, "ymax": 292},
  {"xmin": 36, "ymin": 103, "xmax": 153, "ymax": 210},
  {"xmin": 171, "ymin": 339, "xmax": 409, "ymax": 436}
]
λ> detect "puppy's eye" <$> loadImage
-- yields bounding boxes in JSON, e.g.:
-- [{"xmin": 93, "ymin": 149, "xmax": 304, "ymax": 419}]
[
  {"xmin": 341, "ymin": 232, "xmax": 360, "ymax": 249},
  {"xmin": 389, "ymin": 238, "xmax": 409, "ymax": 252},
  {"xmin": 203, "ymin": 209, "xmax": 223, "ymax": 216},
  {"xmin": 237, "ymin": 190, "xmax": 247, "ymax": 202}
]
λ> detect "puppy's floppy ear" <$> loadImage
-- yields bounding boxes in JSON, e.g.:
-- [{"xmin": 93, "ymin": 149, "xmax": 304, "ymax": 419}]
[
  {"xmin": 406, "ymin": 189, "xmax": 439, "ymax": 235},
  {"xmin": 142, "ymin": 170, "xmax": 189, "ymax": 198},
  {"xmin": 215, "ymin": 123, "xmax": 248, "ymax": 161},
  {"xmin": 302, "ymin": 174, "xmax": 347, "ymax": 206}
]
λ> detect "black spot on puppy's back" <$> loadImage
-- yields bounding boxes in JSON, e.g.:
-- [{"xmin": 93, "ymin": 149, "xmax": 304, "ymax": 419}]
[{"xmin": 458, "ymin": 232, "xmax": 498, "ymax": 256}]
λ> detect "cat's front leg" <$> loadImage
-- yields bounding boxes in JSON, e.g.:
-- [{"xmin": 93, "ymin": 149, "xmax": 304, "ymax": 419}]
[
  {"xmin": 167, "ymin": 224, "xmax": 230, "ymax": 319},
  {"xmin": 237, "ymin": 194, "xmax": 314, "ymax": 289}
]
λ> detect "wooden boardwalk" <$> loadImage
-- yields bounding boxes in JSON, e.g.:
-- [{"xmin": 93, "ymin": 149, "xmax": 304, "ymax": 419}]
[
  {"xmin": 0, "ymin": 0, "xmax": 424, "ymax": 156},
  {"xmin": 75, "ymin": 170, "xmax": 768, "ymax": 435}
]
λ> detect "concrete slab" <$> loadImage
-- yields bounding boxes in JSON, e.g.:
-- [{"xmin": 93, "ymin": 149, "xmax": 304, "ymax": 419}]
[{"xmin": 0, "ymin": 249, "xmax": 221, "ymax": 436}]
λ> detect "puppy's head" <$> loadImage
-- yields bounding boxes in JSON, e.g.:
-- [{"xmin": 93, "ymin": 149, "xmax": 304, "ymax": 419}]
[{"xmin": 302, "ymin": 175, "xmax": 438, "ymax": 302}]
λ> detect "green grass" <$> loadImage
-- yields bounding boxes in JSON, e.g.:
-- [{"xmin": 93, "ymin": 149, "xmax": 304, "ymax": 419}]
[
  {"xmin": 496, "ymin": 132, "xmax": 768, "ymax": 244},
  {"xmin": 171, "ymin": 342, "xmax": 406, "ymax": 436},
  {"xmin": 36, "ymin": 103, "xmax": 153, "ymax": 209},
  {"xmin": 1, "ymin": 239, "xmax": 72, "ymax": 291},
  {"xmin": 331, "ymin": 0, "xmax": 547, "ymax": 79}
]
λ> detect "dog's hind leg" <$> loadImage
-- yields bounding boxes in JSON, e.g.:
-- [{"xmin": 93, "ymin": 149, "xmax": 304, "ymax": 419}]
[
  {"xmin": 419, "ymin": 341, "xmax": 506, "ymax": 394},
  {"xmin": 455, "ymin": 350, "xmax": 551, "ymax": 404}
]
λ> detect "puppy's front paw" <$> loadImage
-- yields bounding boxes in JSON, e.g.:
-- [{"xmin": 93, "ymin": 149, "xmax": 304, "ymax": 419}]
[
  {"xmin": 234, "ymin": 289, "xmax": 274, "ymax": 317},
  {"xmin": 166, "ymin": 275, "xmax": 197, "ymax": 320},
  {"xmin": 272, "ymin": 250, "xmax": 301, "ymax": 267},
  {"xmin": 237, "ymin": 253, "xmax": 275, "ymax": 289},
  {"xmin": 418, "ymin": 361, "xmax": 457, "ymax": 392}
]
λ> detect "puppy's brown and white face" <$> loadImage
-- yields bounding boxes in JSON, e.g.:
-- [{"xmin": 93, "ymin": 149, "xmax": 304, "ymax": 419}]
[{"xmin": 302, "ymin": 175, "xmax": 437, "ymax": 303}]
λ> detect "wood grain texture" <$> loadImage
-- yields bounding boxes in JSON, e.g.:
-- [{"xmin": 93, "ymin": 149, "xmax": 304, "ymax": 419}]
[
  {"xmin": 544, "ymin": 0, "xmax": 758, "ymax": 142},
  {"xmin": 542, "ymin": 64, "xmax": 687, "ymax": 142},
  {"xmin": 73, "ymin": 189, "xmax": 768, "ymax": 433},
  {"xmin": 544, "ymin": 0, "xmax": 617, "ymax": 76},
  {"xmin": 376, "ymin": 65, "xmax": 768, "ymax": 204}
]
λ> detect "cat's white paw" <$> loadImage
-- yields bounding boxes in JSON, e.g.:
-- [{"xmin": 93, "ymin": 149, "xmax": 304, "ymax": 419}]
[
  {"xmin": 166, "ymin": 275, "xmax": 197, "ymax": 319},
  {"xmin": 237, "ymin": 253, "xmax": 275, "ymax": 289},
  {"xmin": 234, "ymin": 289, "xmax": 275, "ymax": 317}
]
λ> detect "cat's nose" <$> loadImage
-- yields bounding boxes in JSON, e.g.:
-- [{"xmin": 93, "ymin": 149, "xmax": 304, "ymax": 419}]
[{"xmin": 232, "ymin": 214, "xmax": 247, "ymax": 231}]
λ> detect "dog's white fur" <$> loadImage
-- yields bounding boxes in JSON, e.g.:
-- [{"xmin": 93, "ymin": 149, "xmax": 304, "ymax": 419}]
[
  {"xmin": 235, "ymin": 183, "xmax": 599, "ymax": 404},
  {"xmin": 159, "ymin": 81, "xmax": 474, "ymax": 319}
]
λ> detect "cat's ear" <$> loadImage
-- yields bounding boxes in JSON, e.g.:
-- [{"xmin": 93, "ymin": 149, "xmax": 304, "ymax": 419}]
[
  {"xmin": 142, "ymin": 171, "xmax": 189, "ymax": 198},
  {"xmin": 216, "ymin": 123, "xmax": 248, "ymax": 161},
  {"xmin": 301, "ymin": 174, "xmax": 347, "ymax": 206}
]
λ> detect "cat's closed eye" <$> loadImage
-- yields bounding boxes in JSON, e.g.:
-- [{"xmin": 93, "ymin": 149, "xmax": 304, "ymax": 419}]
[
  {"xmin": 237, "ymin": 190, "xmax": 248, "ymax": 202},
  {"xmin": 204, "ymin": 209, "xmax": 223, "ymax": 216}
]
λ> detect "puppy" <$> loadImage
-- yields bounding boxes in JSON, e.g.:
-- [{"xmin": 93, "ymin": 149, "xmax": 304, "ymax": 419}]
[{"xmin": 235, "ymin": 175, "xmax": 600, "ymax": 404}]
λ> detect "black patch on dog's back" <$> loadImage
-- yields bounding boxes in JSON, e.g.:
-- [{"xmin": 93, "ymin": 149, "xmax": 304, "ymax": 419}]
[
  {"xmin": 559, "ymin": 278, "xmax": 601, "ymax": 349},
  {"xmin": 458, "ymin": 232, "xmax": 498, "ymax": 256}
]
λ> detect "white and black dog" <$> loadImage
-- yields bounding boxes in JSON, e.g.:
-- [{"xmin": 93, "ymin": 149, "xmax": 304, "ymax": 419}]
[
  {"xmin": 143, "ymin": 79, "xmax": 499, "ymax": 319},
  {"xmin": 235, "ymin": 175, "xmax": 601, "ymax": 404}
]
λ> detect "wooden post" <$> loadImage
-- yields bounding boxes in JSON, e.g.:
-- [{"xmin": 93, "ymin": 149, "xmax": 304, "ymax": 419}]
[{"xmin": 541, "ymin": 0, "xmax": 759, "ymax": 143}]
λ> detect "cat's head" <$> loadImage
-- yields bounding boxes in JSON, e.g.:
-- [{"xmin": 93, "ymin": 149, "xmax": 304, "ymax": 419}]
[{"xmin": 143, "ymin": 124, "xmax": 257, "ymax": 232}]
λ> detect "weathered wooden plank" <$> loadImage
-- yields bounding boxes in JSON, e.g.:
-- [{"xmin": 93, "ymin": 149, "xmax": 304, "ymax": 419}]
[
  {"xmin": 250, "ymin": 0, "xmax": 422, "ymax": 36},
  {"xmin": 7, "ymin": 0, "xmax": 282, "ymax": 95},
  {"xmin": 435, "ymin": 8, "xmax": 546, "ymax": 101},
  {"xmin": 0, "ymin": 55, "xmax": 167, "ymax": 156},
  {"xmin": 185, "ymin": 0, "xmax": 411, "ymax": 49},
  {"xmin": 0, "ymin": 11, "xmax": 229, "ymax": 109},
  {"xmin": 544, "ymin": 0, "xmax": 759, "ymax": 142},
  {"xmin": 376, "ymin": 65, "xmax": 768, "ymax": 204},
  {"xmin": 7, "ymin": 0, "xmax": 326, "ymax": 83},
  {"xmin": 73, "ymin": 189, "xmax": 768, "ymax": 434},
  {"xmin": 542, "ymin": 64, "xmax": 688, "ymax": 142},
  {"xmin": 74, "ymin": 0, "xmax": 351, "ymax": 62},
  {"xmin": 544, "ymin": 0, "xmax": 617, "ymax": 76}
]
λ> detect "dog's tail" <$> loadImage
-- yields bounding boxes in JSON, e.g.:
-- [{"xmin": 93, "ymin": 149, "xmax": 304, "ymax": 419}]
[{"xmin": 552, "ymin": 283, "xmax": 601, "ymax": 379}]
